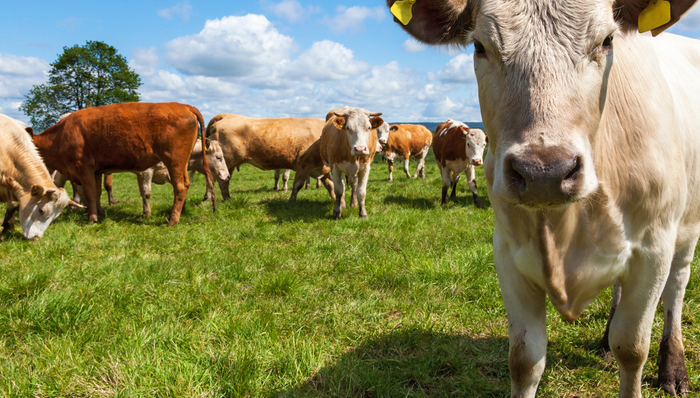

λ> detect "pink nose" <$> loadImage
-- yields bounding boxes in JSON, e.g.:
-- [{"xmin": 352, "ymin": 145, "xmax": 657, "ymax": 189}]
[
  {"xmin": 353, "ymin": 146, "xmax": 368, "ymax": 154},
  {"xmin": 472, "ymin": 158, "xmax": 483, "ymax": 166},
  {"xmin": 379, "ymin": 139, "xmax": 387, "ymax": 145}
]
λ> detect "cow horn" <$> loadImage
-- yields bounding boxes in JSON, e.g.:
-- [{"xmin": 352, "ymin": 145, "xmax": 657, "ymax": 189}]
[
  {"xmin": 69, "ymin": 199, "xmax": 86, "ymax": 209},
  {"xmin": 369, "ymin": 112, "xmax": 383, "ymax": 117}
]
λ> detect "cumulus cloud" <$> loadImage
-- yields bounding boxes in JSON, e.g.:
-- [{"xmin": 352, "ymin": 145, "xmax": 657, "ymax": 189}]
[
  {"xmin": 402, "ymin": 39, "xmax": 426, "ymax": 53},
  {"xmin": 671, "ymin": 5, "xmax": 700, "ymax": 32},
  {"xmin": 166, "ymin": 14, "xmax": 295, "ymax": 78},
  {"xmin": 0, "ymin": 54, "xmax": 49, "ymax": 98},
  {"xmin": 285, "ymin": 40, "xmax": 369, "ymax": 81},
  {"xmin": 323, "ymin": 6, "xmax": 386, "ymax": 34},
  {"xmin": 130, "ymin": 47, "xmax": 159, "ymax": 77},
  {"xmin": 262, "ymin": 0, "xmax": 320, "ymax": 23},
  {"xmin": 158, "ymin": 2, "xmax": 193, "ymax": 23},
  {"xmin": 437, "ymin": 53, "xmax": 476, "ymax": 84}
]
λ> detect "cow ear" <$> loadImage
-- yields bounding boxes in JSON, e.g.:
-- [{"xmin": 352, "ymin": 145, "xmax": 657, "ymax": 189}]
[
  {"xmin": 31, "ymin": 185, "xmax": 46, "ymax": 198},
  {"xmin": 614, "ymin": 0, "xmax": 696, "ymax": 35},
  {"xmin": 390, "ymin": 126, "xmax": 399, "ymax": 132},
  {"xmin": 485, "ymin": 135, "xmax": 489, "ymax": 144},
  {"xmin": 387, "ymin": 0, "xmax": 474, "ymax": 45},
  {"xmin": 460, "ymin": 126, "xmax": 470, "ymax": 135},
  {"xmin": 370, "ymin": 116, "xmax": 385, "ymax": 130},
  {"xmin": 45, "ymin": 188, "xmax": 61, "ymax": 200},
  {"xmin": 25, "ymin": 127, "xmax": 34, "ymax": 137},
  {"xmin": 334, "ymin": 117, "xmax": 347, "ymax": 130}
]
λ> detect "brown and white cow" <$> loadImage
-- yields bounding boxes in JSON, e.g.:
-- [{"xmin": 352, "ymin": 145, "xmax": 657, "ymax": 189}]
[
  {"xmin": 382, "ymin": 124, "xmax": 433, "ymax": 181},
  {"xmin": 0, "ymin": 114, "xmax": 79, "ymax": 239},
  {"xmin": 206, "ymin": 114, "xmax": 334, "ymax": 201},
  {"xmin": 33, "ymin": 102, "xmax": 214, "ymax": 225},
  {"xmin": 320, "ymin": 107, "xmax": 383, "ymax": 219},
  {"xmin": 433, "ymin": 120, "xmax": 487, "ymax": 207},
  {"xmin": 389, "ymin": 0, "xmax": 700, "ymax": 396}
]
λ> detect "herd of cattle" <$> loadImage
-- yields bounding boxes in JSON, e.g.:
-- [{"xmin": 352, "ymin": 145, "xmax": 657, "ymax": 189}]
[{"xmin": 0, "ymin": 102, "xmax": 488, "ymax": 240}]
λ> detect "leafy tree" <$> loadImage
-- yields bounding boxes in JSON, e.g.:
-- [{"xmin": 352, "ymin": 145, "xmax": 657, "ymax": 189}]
[{"xmin": 20, "ymin": 40, "xmax": 142, "ymax": 131}]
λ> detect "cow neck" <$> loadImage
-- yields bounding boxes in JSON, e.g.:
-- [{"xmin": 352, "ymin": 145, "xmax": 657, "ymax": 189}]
[
  {"xmin": 9, "ymin": 134, "xmax": 54, "ymax": 190},
  {"xmin": 532, "ymin": 185, "xmax": 628, "ymax": 321}
]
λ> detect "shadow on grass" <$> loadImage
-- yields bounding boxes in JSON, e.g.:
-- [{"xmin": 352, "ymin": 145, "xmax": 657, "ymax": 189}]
[
  {"xmin": 383, "ymin": 195, "xmax": 437, "ymax": 210},
  {"xmin": 261, "ymin": 198, "xmax": 331, "ymax": 223},
  {"xmin": 278, "ymin": 328, "xmax": 511, "ymax": 398}
]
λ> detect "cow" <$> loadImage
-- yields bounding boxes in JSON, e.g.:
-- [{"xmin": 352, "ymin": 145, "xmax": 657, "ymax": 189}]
[
  {"xmin": 0, "ymin": 114, "xmax": 80, "ymax": 239},
  {"xmin": 320, "ymin": 107, "xmax": 383, "ymax": 219},
  {"xmin": 432, "ymin": 120, "xmax": 487, "ymax": 207},
  {"xmin": 32, "ymin": 102, "xmax": 214, "ymax": 226},
  {"xmin": 388, "ymin": 0, "xmax": 700, "ymax": 396},
  {"xmin": 381, "ymin": 123, "xmax": 433, "ymax": 181},
  {"xmin": 206, "ymin": 114, "xmax": 334, "ymax": 201}
]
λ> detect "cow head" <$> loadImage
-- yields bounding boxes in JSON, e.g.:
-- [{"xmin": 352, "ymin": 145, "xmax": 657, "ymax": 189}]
[
  {"xmin": 464, "ymin": 127, "xmax": 488, "ymax": 166},
  {"xmin": 375, "ymin": 119, "xmax": 391, "ymax": 152},
  {"xmin": 388, "ymin": 0, "xmax": 695, "ymax": 208},
  {"xmin": 206, "ymin": 139, "xmax": 231, "ymax": 182},
  {"xmin": 333, "ymin": 107, "xmax": 383, "ymax": 156},
  {"xmin": 2, "ymin": 177, "xmax": 74, "ymax": 239}
]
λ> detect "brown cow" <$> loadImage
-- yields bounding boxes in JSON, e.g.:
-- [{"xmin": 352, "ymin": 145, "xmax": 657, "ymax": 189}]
[
  {"xmin": 33, "ymin": 102, "xmax": 214, "ymax": 225},
  {"xmin": 320, "ymin": 107, "xmax": 383, "ymax": 219},
  {"xmin": 432, "ymin": 120, "xmax": 487, "ymax": 208},
  {"xmin": 206, "ymin": 114, "xmax": 334, "ymax": 201},
  {"xmin": 382, "ymin": 124, "xmax": 433, "ymax": 181},
  {"xmin": 0, "ymin": 114, "xmax": 80, "ymax": 239}
]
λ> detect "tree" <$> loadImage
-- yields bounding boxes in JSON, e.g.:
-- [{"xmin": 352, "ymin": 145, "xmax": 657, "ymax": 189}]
[{"xmin": 20, "ymin": 41, "xmax": 142, "ymax": 131}]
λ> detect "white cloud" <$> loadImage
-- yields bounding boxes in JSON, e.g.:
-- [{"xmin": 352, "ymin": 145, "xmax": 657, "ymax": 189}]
[
  {"xmin": 130, "ymin": 47, "xmax": 159, "ymax": 77},
  {"xmin": 285, "ymin": 40, "xmax": 369, "ymax": 81},
  {"xmin": 166, "ymin": 14, "xmax": 295, "ymax": 78},
  {"xmin": 323, "ymin": 6, "xmax": 386, "ymax": 34},
  {"xmin": 402, "ymin": 39, "xmax": 426, "ymax": 53},
  {"xmin": 671, "ymin": 5, "xmax": 700, "ymax": 32},
  {"xmin": 437, "ymin": 53, "xmax": 476, "ymax": 84},
  {"xmin": 262, "ymin": 0, "xmax": 320, "ymax": 23},
  {"xmin": 158, "ymin": 2, "xmax": 194, "ymax": 23}
]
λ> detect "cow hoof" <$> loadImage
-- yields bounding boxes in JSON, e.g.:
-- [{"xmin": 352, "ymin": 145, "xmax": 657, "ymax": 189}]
[
  {"xmin": 88, "ymin": 215, "xmax": 99, "ymax": 223},
  {"xmin": 333, "ymin": 210, "xmax": 342, "ymax": 220}
]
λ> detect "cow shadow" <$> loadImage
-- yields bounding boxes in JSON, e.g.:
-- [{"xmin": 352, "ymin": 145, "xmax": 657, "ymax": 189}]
[
  {"xmin": 277, "ymin": 328, "xmax": 511, "ymax": 397},
  {"xmin": 383, "ymin": 195, "xmax": 437, "ymax": 210},
  {"xmin": 262, "ymin": 198, "xmax": 331, "ymax": 223}
]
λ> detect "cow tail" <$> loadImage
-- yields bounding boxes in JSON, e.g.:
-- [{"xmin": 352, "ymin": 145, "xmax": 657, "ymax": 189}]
[{"xmin": 191, "ymin": 106, "xmax": 216, "ymax": 212}]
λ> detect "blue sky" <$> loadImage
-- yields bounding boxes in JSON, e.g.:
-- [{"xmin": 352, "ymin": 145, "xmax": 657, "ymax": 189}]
[{"xmin": 2, "ymin": 1, "xmax": 700, "ymax": 126}]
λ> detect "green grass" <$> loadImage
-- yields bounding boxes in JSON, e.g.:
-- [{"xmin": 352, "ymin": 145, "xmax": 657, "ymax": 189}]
[{"xmin": 1, "ymin": 152, "xmax": 699, "ymax": 397}]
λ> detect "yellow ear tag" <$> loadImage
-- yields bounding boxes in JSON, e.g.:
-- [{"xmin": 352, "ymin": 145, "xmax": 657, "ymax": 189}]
[
  {"xmin": 638, "ymin": 0, "xmax": 671, "ymax": 33},
  {"xmin": 390, "ymin": 0, "xmax": 416, "ymax": 26}
]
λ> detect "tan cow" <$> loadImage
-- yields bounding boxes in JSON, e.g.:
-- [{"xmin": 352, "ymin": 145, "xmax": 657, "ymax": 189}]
[
  {"xmin": 320, "ymin": 107, "xmax": 383, "ymax": 219},
  {"xmin": 382, "ymin": 124, "xmax": 433, "ymax": 181},
  {"xmin": 206, "ymin": 114, "xmax": 334, "ymax": 201},
  {"xmin": 33, "ymin": 102, "xmax": 214, "ymax": 225},
  {"xmin": 390, "ymin": 0, "xmax": 700, "ymax": 396},
  {"xmin": 0, "ymin": 114, "xmax": 79, "ymax": 239},
  {"xmin": 432, "ymin": 120, "xmax": 487, "ymax": 208}
]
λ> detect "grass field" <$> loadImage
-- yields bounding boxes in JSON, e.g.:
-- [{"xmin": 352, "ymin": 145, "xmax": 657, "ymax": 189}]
[{"xmin": 1, "ymin": 151, "xmax": 699, "ymax": 397}]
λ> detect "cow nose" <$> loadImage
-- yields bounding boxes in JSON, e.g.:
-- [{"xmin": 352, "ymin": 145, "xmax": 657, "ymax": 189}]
[
  {"xmin": 472, "ymin": 158, "xmax": 483, "ymax": 166},
  {"xmin": 379, "ymin": 139, "xmax": 387, "ymax": 145},
  {"xmin": 353, "ymin": 146, "xmax": 368, "ymax": 155},
  {"xmin": 505, "ymin": 149, "xmax": 583, "ymax": 206}
]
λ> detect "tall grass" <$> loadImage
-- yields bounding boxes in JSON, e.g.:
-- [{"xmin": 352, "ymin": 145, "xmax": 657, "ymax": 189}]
[{"xmin": 1, "ymin": 152, "xmax": 698, "ymax": 397}]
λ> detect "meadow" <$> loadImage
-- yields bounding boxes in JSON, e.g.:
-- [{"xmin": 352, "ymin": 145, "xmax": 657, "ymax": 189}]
[{"xmin": 1, "ymin": 150, "xmax": 698, "ymax": 397}]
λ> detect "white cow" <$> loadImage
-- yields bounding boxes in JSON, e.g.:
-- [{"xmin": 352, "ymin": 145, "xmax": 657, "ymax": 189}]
[
  {"xmin": 0, "ymin": 115, "xmax": 80, "ymax": 239},
  {"xmin": 389, "ymin": 0, "xmax": 700, "ymax": 396}
]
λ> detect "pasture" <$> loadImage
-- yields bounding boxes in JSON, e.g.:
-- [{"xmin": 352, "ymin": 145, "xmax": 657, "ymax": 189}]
[{"xmin": 1, "ymin": 150, "xmax": 698, "ymax": 397}]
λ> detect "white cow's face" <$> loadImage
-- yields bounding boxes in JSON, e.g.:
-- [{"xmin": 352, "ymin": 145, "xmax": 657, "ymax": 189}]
[
  {"xmin": 18, "ymin": 185, "xmax": 70, "ymax": 240},
  {"xmin": 473, "ymin": 1, "xmax": 615, "ymax": 208},
  {"xmin": 464, "ymin": 128, "xmax": 488, "ymax": 166},
  {"xmin": 207, "ymin": 140, "xmax": 231, "ymax": 181},
  {"xmin": 334, "ymin": 108, "xmax": 383, "ymax": 157},
  {"xmin": 375, "ymin": 121, "xmax": 391, "ymax": 150}
]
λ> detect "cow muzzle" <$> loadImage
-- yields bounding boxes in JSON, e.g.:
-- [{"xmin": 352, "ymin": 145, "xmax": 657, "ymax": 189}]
[
  {"xmin": 472, "ymin": 158, "xmax": 483, "ymax": 166},
  {"xmin": 504, "ymin": 147, "xmax": 585, "ymax": 207},
  {"xmin": 352, "ymin": 146, "xmax": 370, "ymax": 156}
]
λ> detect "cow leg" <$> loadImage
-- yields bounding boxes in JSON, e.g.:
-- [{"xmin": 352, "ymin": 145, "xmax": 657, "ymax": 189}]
[
  {"xmin": 104, "ymin": 174, "xmax": 118, "ymax": 205},
  {"xmin": 414, "ymin": 151, "xmax": 427, "ymax": 179},
  {"xmin": 440, "ymin": 167, "xmax": 451, "ymax": 205},
  {"xmin": 2, "ymin": 202, "xmax": 18, "ymax": 234},
  {"xmin": 331, "ymin": 165, "xmax": 345, "ymax": 219},
  {"xmin": 387, "ymin": 159, "xmax": 394, "ymax": 182},
  {"xmin": 289, "ymin": 169, "xmax": 307, "ymax": 202},
  {"xmin": 356, "ymin": 163, "xmax": 371, "ymax": 218},
  {"xmin": 316, "ymin": 177, "xmax": 321, "ymax": 189},
  {"xmin": 137, "ymin": 171, "xmax": 153, "ymax": 218},
  {"xmin": 403, "ymin": 157, "xmax": 411, "ymax": 178},
  {"xmin": 80, "ymin": 172, "xmax": 100, "ymax": 223},
  {"xmin": 600, "ymin": 283, "xmax": 622, "ymax": 362},
  {"xmin": 609, "ymin": 239, "xmax": 675, "ymax": 398},
  {"xmin": 657, "ymin": 238, "xmax": 696, "ymax": 396},
  {"xmin": 466, "ymin": 165, "xmax": 483, "ymax": 208},
  {"xmin": 320, "ymin": 173, "xmax": 335, "ymax": 201},
  {"xmin": 349, "ymin": 171, "xmax": 359, "ymax": 208},
  {"xmin": 494, "ymin": 232, "xmax": 547, "ymax": 398},
  {"xmin": 305, "ymin": 177, "xmax": 311, "ymax": 190},
  {"xmin": 164, "ymin": 161, "xmax": 190, "ymax": 226},
  {"xmin": 218, "ymin": 170, "xmax": 232, "ymax": 201},
  {"xmin": 71, "ymin": 181, "xmax": 83, "ymax": 204},
  {"xmin": 450, "ymin": 174, "xmax": 461, "ymax": 200},
  {"xmin": 282, "ymin": 169, "xmax": 290, "ymax": 191},
  {"xmin": 274, "ymin": 170, "xmax": 282, "ymax": 191}
]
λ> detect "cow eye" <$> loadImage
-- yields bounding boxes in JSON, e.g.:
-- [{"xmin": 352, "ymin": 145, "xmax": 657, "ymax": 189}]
[
  {"xmin": 473, "ymin": 40, "xmax": 486, "ymax": 55},
  {"xmin": 602, "ymin": 35, "xmax": 613, "ymax": 50},
  {"xmin": 38, "ymin": 207, "xmax": 45, "ymax": 216}
]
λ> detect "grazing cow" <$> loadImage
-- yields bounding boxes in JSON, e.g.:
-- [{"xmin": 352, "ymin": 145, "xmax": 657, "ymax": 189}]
[
  {"xmin": 389, "ymin": 0, "xmax": 700, "ymax": 396},
  {"xmin": 0, "ymin": 114, "xmax": 79, "ymax": 239},
  {"xmin": 381, "ymin": 124, "xmax": 433, "ymax": 181},
  {"xmin": 206, "ymin": 114, "xmax": 334, "ymax": 201},
  {"xmin": 433, "ymin": 120, "xmax": 487, "ymax": 207},
  {"xmin": 320, "ymin": 107, "xmax": 383, "ymax": 219},
  {"xmin": 33, "ymin": 102, "xmax": 214, "ymax": 225}
]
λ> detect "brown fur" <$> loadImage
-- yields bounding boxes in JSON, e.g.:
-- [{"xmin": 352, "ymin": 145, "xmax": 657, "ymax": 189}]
[{"xmin": 384, "ymin": 124, "xmax": 433, "ymax": 160}]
